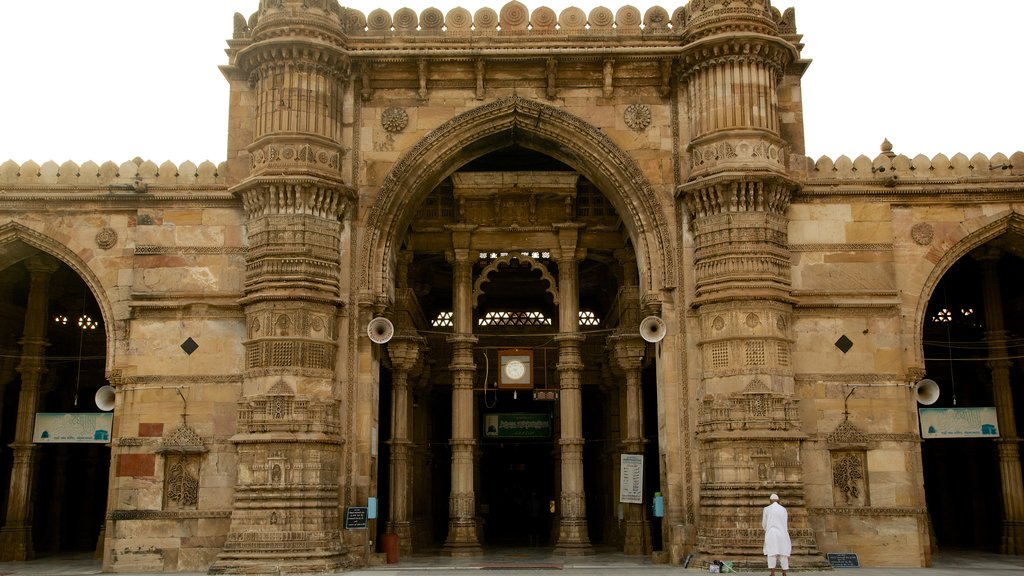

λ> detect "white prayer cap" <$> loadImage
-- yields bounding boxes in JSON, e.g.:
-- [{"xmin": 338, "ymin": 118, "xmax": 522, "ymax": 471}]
[{"xmin": 769, "ymin": 493, "xmax": 779, "ymax": 501}]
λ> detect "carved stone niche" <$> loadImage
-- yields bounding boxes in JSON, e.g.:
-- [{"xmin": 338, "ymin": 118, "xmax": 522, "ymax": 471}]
[
  {"xmin": 156, "ymin": 423, "xmax": 207, "ymax": 510},
  {"xmin": 827, "ymin": 420, "xmax": 870, "ymax": 507}
]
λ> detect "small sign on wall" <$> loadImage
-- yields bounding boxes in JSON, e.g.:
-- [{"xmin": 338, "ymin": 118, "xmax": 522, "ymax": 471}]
[
  {"xmin": 619, "ymin": 453, "xmax": 643, "ymax": 504},
  {"xmin": 345, "ymin": 506, "xmax": 368, "ymax": 529}
]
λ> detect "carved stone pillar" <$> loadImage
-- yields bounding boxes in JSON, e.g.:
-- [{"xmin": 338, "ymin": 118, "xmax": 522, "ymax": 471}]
[
  {"xmin": 0, "ymin": 255, "xmax": 59, "ymax": 561},
  {"xmin": 599, "ymin": 362, "xmax": 623, "ymax": 547},
  {"xmin": 385, "ymin": 334, "xmax": 424, "ymax": 556},
  {"xmin": 211, "ymin": 2, "xmax": 353, "ymax": 572},
  {"xmin": 442, "ymin": 230, "xmax": 482, "ymax": 556},
  {"xmin": 553, "ymin": 224, "xmax": 592, "ymax": 555},
  {"xmin": 976, "ymin": 249, "xmax": 1024, "ymax": 554},
  {"xmin": 608, "ymin": 332, "xmax": 649, "ymax": 555},
  {"xmin": 676, "ymin": 1, "xmax": 825, "ymax": 567}
]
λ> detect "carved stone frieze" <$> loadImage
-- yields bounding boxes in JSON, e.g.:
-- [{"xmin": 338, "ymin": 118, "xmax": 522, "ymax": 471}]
[{"xmin": 248, "ymin": 143, "xmax": 343, "ymax": 176}]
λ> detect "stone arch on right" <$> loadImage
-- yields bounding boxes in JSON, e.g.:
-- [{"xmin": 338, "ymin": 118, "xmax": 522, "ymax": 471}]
[{"xmin": 915, "ymin": 222, "xmax": 1024, "ymax": 554}]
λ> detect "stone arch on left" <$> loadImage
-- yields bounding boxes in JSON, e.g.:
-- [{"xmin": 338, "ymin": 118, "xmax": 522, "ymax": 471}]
[{"xmin": 0, "ymin": 221, "xmax": 113, "ymax": 561}]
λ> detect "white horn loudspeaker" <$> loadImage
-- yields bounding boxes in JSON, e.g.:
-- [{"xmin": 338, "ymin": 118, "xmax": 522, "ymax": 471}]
[
  {"xmin": 913, "ymin": 378, "xmax": 940, "ymax": 405},
  {"xmin": 639, "ymin": 315, "xmax": 667, "ymax": 343},
  {"xmin": 367, "ymin": 317, "xmax": 395, "ymax": 344},
  {"xmin": 95, "ymin": 385, "xmax": 116, "ymax": 412}
]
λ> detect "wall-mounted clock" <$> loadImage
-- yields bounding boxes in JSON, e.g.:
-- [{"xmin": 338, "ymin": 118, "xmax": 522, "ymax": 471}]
[{"xmin": 498, "ymin": 349, "xmax": 533, "ymax": 389}]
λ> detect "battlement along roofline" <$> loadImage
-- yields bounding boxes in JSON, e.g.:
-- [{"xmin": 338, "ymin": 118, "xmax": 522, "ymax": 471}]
[
  {"xmin": 804, "ymin": 151, "xmax": 1024, "ymax": 183},
  {"xmin": 230, "ymin": 1, "xmax": 800, "ymax": 40},
  {"xmin": 0, "ymin": 159, "xmax": 227, "ymax": 187}
]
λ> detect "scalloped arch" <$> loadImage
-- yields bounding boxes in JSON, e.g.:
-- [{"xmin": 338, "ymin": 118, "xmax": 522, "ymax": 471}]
[
  {"xmin": 358, "ymin": 95, "xmax": 674, "ymax": 302},
  {"xmin": 472, "ymin": 253, "xmax": 557, "ymax": 309},
  {"xmin": 910, "ymin": 209, "xmax": 1024, "ymax": 367},
  {"xmin": 0, "ymin": 221, "xmax": 116, "ymax": 374}
]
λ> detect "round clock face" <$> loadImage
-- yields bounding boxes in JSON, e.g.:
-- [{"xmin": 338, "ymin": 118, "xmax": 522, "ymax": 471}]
[{"xmin": 505, "ymin": 359, "xmax": 526, "ymax": 380}]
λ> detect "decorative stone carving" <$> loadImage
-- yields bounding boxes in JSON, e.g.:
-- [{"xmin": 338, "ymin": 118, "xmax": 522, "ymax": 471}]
[
  {"xmin": 623, "ymin": 104, "xmax": 651, "ymax": 132},
  {"xmin": 95, "ymin": 227, "xmax": 118, "ymax": 249},
  {"xmin": 911, "ymin": 222, "xmax": 934, "ymax": 246},
  {"xmin": 165, "ymin": 455, "xmax": 200, "ymax": 508},
  {"xmin": 381, "ymin": 107, "xmax": 409, "ymax": 133},
  {"xmin": 832, "ymin": 451, "xmax": 868, "ymax": 506}
]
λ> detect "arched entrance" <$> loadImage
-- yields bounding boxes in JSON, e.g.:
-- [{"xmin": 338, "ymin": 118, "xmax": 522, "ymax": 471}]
[
  {"xmin": 366, "ymin": 98, "xmax": 671, "ymax": 558},
  {"xmin": 0, "ymin": 244, "xmax": 110, "ymax": 559},
  {"xmin": 918, "ymin": 222, "xmax": 1024, "ymax": 553}
]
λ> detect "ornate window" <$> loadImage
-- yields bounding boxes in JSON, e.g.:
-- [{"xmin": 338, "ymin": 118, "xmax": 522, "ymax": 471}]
[{"xmin": 478, "ymin": 311, "xmax": 552, "ymax": 326}]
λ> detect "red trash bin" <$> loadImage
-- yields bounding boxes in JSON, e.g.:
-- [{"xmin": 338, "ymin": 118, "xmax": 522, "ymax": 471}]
[{"xmin": 381, "ymin": 533, "xmax": 399, "ymax": 564}]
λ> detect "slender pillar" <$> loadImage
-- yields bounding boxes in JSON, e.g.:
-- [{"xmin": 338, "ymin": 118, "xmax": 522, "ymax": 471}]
[
  {"xmin": 553, "ymin": 224, "xmax": 592, "ymax": 555},
  {"xmin": 600, "ymin": 363, "xmax": 623, "ymax": 547},
  {"xmin": 977, "ymin": 249, "xmax": 1024, "ymax": 554},
  {"xmin": 442, "ymin": 235, "xmax": 483, "ymax": 555},
  {"xmin": 385, "ymin": 335, "xmax": 423, "ymax": 555},
  {"xmin": 0, "ymin": 255, "xmax": 59, "ymax": 561},
  {"xmin": 609, "ymin": 333, "xmax": 649, "ymax": 555}
]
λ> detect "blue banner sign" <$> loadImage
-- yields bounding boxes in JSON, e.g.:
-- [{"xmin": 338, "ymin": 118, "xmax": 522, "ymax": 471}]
[
  {"xmin": 919, "ymin": 407, "xmax": 999, "ymax": 438},
  {"xmin": 33, "ymin": 413, "xmax": 113, "ymax": 443}
]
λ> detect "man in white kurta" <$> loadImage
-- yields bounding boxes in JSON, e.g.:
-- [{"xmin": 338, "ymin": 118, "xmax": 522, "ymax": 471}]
[{"xmin": 762, "ymin": 493, "xmax": 792, "ymax": 576}]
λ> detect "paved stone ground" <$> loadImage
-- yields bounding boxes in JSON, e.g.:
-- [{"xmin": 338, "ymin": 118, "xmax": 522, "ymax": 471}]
[{"xmin": 1, "ymin": 549, "xmax": 1021, "ymax": 575}]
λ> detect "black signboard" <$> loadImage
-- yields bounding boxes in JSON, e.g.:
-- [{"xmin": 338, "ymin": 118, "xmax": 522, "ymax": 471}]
[
  {"xmin": 344, "ymin": 506, "xmax": 368, "ymax": 529},
  {"xmin": 826, "ymin": 552, "xmax": 860, "ymax": 568}
]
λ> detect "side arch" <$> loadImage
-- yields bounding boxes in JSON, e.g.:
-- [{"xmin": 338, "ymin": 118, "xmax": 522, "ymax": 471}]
[
  {"xmin": 0, "ymin": 221, "xmax": 118, "ymax": 373},
  {"xmin": 910, "ymin": 209, "xmax": 1024, "ymax": 367},
  {"xmin": 358, "ymin": 95, "xmax": 676, "ymax": 302}
]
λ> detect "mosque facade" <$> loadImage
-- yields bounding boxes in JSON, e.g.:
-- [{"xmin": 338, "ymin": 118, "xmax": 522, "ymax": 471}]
[{"xmin": 0, "ymin": 0, "xmax": 1022, "ymax": 573}]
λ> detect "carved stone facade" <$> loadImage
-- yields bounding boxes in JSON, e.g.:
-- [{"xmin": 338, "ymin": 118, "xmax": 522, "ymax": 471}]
[{"xmin": 0, "ymin": 0, "xmax": 1022, "ymax": 572}]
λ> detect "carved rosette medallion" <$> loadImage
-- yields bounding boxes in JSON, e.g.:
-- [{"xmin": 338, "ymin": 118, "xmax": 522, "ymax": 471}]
[
  {"xmin": 95, "ymin": 227, "xmax": 118, "ymax": 250},
  {"xmin": 624, "ymin": 104, "xmax": 651, "ymax": 132},
  {"xmin": 911, "ymin": 222, "xmax": 934, "ymax": 246},
  {"xmin": 381, "ymin": 107, "xmax": 409, "ymax": 133}
]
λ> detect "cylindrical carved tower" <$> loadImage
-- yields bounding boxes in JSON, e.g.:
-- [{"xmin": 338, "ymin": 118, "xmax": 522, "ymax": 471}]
[
  {"xmin": 676, "ymin": 0, "xmax": 826, "ymax": 569},
  {"xmin": 212, "ymin": 1, "xmax": 354, "ymax": 573}
]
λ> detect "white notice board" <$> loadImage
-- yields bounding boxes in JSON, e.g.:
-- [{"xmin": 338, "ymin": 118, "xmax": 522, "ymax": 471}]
[{"xmin": 619, "ymin": 453, "xmax": 643, "ymax": 504}]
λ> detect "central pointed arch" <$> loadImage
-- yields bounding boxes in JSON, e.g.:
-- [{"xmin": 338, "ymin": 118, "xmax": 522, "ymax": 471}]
[{"xmin": 358, "ymin": 95, "xmax": 675, "ymax": 300}]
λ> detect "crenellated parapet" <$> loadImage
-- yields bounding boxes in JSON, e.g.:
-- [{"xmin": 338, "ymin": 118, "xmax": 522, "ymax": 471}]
[
  {"xmin": 230, "ymin": 2, "xmax": 798, "ymax": 40},
  {"xmin": 0, "ymin": 158, "xmax": 225, "ymax": 188},
  {"xmin": 803, "ymin": 150, "xmax": 1024, "ymax": 184}
]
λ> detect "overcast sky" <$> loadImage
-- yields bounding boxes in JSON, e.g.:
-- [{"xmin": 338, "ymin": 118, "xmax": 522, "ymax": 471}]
[{"xmin": 0, "ymin": 1, "xmax": 1019, "ymax": 165}]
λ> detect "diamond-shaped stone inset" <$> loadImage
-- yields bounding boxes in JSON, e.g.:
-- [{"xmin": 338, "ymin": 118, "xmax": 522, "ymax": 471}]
[
  {"xmin": 181, "ymin": 337, "xmax": 199, "ymax": 355},
  {"xmin": 834, "ymin": 335, "xmax": 853, "ymax": 354}
]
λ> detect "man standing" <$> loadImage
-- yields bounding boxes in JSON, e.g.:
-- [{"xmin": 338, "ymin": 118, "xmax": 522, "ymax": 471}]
[{"xmin": 762, "ymin": 493, "xmax": 792, "ymax": 576}]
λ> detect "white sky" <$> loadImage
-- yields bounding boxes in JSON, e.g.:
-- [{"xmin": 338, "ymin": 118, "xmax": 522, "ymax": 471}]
[{"xmin": 0, "ymin": 0, "xmax": 1020, "ymax": 165}]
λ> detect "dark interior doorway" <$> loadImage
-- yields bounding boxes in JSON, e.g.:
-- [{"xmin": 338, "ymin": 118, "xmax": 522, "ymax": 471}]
[
  {"xmin": 0, "ymin": 257, "xmax": 110, "ymax": 556},
  {"xmin": 480, "ymin": 438, "xmax": 554, "ymax": 546},
  {"xmin": 920, "ymin": 245, "xmax": 1024, "ymax": 551}
]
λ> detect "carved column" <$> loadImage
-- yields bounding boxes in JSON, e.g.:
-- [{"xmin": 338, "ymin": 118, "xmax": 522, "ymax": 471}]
[
  {"xmin": 609, "ymin": 332, "xmax": 649, "ymax": 555},
  {"xmin": 211, "ymin": 2, "xmax": 353, "ymax": 573},
  {"xmin": 385, "ymin": 334, "xmax": 423, "ymax": 555},
  {"xmin": 553, "ymin": 223, "xmax": 592, "ymax": 555},
  {"xmin": 442, "ymin": 227, "xmax": 483, "ymax": 556},
  {"xmin": 0, "ymin": 255, "xmax": 59, "ymax": 561},
  {"xmin": 676, "ymin": 1, "xmax": 825, "ymax": 568},
  {"xmin": 976, "ymin": 249, "xmax": 1024, "ymax": 554},
  {"xmin": 600, "ymin": 362, "xmax": 623, "ymax": 547}
]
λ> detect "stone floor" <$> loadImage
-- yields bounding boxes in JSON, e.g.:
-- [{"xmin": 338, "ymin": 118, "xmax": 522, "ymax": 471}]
[{"xmin": 0, "ymin": 548, "xmax": 1022, "ymax": 575}]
